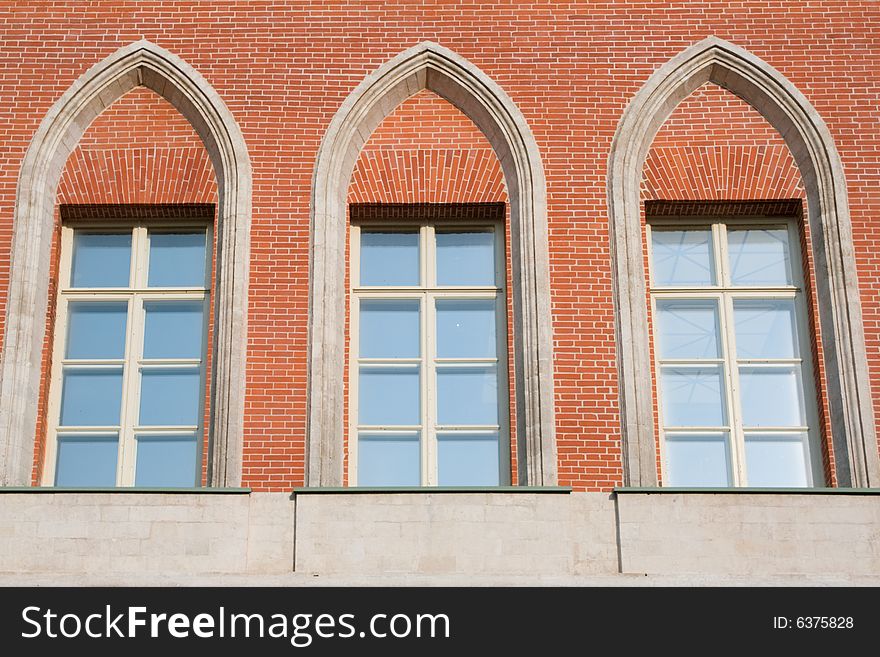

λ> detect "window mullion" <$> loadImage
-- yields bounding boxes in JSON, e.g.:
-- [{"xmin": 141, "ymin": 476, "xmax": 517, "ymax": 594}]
[
  {"xmin": 120, "ymin": 226, "xmax": 146, "ymax": 487},
  {"xmin": 117, "ymin": 294, "xmax": 142, "ymax": 487},
  {"xmin": 424, "ymin": 290, "xmax": 435, "ymax": 486},
  {"xmin": 423, "ymin": 226, "xmax": 435, "ymax": 486},
  {"xmin": 715, "ymin": 225, "xmax": 743, "ymax": 486},
  {"xmin": 722, "ymin": 290, "xmax": 747, "ymax": 487}
]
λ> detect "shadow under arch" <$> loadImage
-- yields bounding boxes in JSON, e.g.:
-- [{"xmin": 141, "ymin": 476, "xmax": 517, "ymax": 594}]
[
  {"xmin": 307, "ymin": 41, "xmax": 556, "ymax": 486},
  {"xmin": 0, "ymin": 40, "xmax": 252, "ymax": 486},
  {"xmin": 608, "ymin": 36, "xmax": 879, "ymax": 487}
]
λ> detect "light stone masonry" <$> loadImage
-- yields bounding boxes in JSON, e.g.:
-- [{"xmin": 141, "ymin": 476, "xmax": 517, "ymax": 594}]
[{"xmin": 0, "ymin": 490, "xmax": 877, "ymax": 584}]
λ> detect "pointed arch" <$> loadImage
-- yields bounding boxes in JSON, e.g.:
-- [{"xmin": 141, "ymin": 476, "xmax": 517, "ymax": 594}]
[
  {"xmin": 307, "ymin": 42, "xmax": 556, "ymax": 486},
  {"xmin": 609, "ymin": 36, "xmax": 879, "ymax": 487},
  {"xmin": 0, "ymin": 41, "xmax": 252, "ymax": 486}
]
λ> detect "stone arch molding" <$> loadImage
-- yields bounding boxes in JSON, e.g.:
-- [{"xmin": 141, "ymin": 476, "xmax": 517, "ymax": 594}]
[
  {"xmin": 308, "ymin": 41, "xmax": 556, "ymax": 486},
  {"xmin": 0, "ymin": 40, "xmax": 252, "ymax": 486},
  {"xmin": 609, "ymin": 36, "xmax": 880, "ymax": 487}
]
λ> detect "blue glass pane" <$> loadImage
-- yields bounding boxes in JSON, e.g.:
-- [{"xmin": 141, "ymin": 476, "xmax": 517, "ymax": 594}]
[
  {"xmin": 71, "ymin": 233, "xmax": 131, "ymax": 288},
  {"xmin": 135, "ymin": 435, "xmax": 199, "ymax": 487},
  {"xmin": 660, "ymin": 366, "xmax": 726, "ymax": 427},
  {"xmin": 745, "ymin": 434, "xmax": 809, "ymax": 487},
  {"xmin": 358, "ymin": 367, "xmax": 420, "ymax": 426},
  {"xmin": 437, "ymin": 366, "xmax": 498, "ymax": 425},
  {"xmin": 66, "ymin": 302, "xmax": 128, "ymax": 359},
  {"xmin": 733, "ymin": 299, "xmax": 798, "ymax": 359},
  {"xmin": 436, "ymin": 231, "xmax": 495, "ymax": 286},
  {"xmin": 143, "ymin": 302, "xmax": 205, "ymax": 359},
  {"xmin": 437, "ymin": 433, "xmax": 500, "ymax": 486},
  {"xmin": 139, "ymin": 368, "xmax": 202, "ymax": 426},
  {"xmin": 358, "ymin": 433, "xmax": 420, "ymax": 486},
  {"xmin": 728, "ymin": 228, "xmax": 792, "ymax": 286},
  {"xmin": 738, "ymin": 366, "xmax": 804, "ymax": 427},
  {"xmin": 665, "ymin": 433, "xmax": 730, "ymax": 487},
  {"xmin": 360, "ymin": 232, "xmax": 419, "ymax": 286},
  {"xmin": 148, "ymin": 232, "xmax": 207, "ymax": 287},
  {"xmin": 55, "ymin": 436, "xmax": 118, "ymax": 487},
  {"xmin": 359, "ymin": 300, "xmax": 420, "ymax": 358},
  {"xmin": 59, "ymin": 368, "xmax": 123, "ymax": 426},
  {"xmin": 651, "ymin": 230, "xmax": 715, "ymax": 287},
  {"xmin": 656, "ymin": 299, "xmax": 720, "ymax": 359},
  {"xmin": 436, "ymin": 299, "xmax": 497, "ymax": 358}
]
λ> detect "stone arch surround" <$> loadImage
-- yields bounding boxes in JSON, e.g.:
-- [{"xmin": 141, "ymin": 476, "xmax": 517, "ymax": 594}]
[{"xmin": 0, "ymin": 40, "xmax": 252, "ymax": 487}]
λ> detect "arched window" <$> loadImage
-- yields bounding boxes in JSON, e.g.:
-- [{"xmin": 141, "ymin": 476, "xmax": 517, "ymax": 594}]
[
  {"xmin": 0, "ymin": 41, "xmax": 251, "ymax": 487},
  {"xmin": 608, "ymin": 37, "xmax": 879, "ymax": 487},
  {"xmin": 307, "ymin": 42, "xmax": 556, "ymax": 486}
]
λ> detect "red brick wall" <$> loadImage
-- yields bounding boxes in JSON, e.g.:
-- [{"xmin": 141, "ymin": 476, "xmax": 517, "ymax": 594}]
[
  {"xmin": 0, "ymin": 1, "xmax": 877, "ymax": 491},
  {"xmin": 348, "ymin": 90, "xmax": 506, "ymax": 203}
]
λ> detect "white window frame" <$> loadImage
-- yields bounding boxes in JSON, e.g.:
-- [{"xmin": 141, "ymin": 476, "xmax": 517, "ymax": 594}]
[
  {"xmin": 647, "ymin": 217, "xmax": 824, "ymax": 487},
  {"xmin": 349, "ymin": 221, "xmax": 511, "ymax": 486},
  {"xmin": 42, "ymin": 221, "xmax": 212, "ymax": 487}
]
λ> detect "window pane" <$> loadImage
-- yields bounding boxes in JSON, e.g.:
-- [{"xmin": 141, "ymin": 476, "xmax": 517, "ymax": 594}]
[
  {"xmin": 651, "ymin": 229, "xmax": 715, "ymax": 287},
  {"xmin": 733, "ymin": 299, "xmax": 798, "ymax": 359},
  {"xmin": 148, "ymin": 232, "xmax": 207, "ymax": 287},
  {"xmin": 66, "ymin": 302, "xmax": 128, "ymax": 359},
  {"xmin": 358, "ymin": 367, "xmax": 420, "ymax": 425},
  {"xmin": 59, "ymin": 368, "xmax": 123, "ymax": 426},
  {"xmin": 436, "ymin": 231, "xmax": 496, "ymax": 286},
  {"xmin": 139, "ymin": 368, "xmax": 202, "ymax": 426},
  {"xmin": 143, "ymin": 302, "xmax": 205, "ymax": 359},
  {"xmin": 664, "ymin": 433, "xmax": 730, "ymax": 487},
  {"xmin": 744, "ymin": 434, "xmax": 809, "ymax": 487},
  {"xmin": 738, "ymin": 366, "xmax": 805, "ymax": 427},
  {"xmin": 437, "ymin": 366, "xmax": 499, "ymax": 425},
  {"xmin": 660, "ymin": 366, "xmax": 726, "ymax": 427},
  {"xmin": 436, "ymin": 299, "xmax": 496, "ymax": 359},
  {"xmin": 728, "ymin": 228, "xmax": 792, "ymax": 286},
  {"xmin": 71, "ymin": 233, "xmax": 131, "ymax": 288},
  {"xmin": 358, "ymin": 433, "xmax": 420, "ymax": 486},
  {"xmin": 437, "ymin": 433, "xmax": 500, "ymax": 486},
  {"xmin": 359, "ymin": 300, "xmax": 420, "ymax": 359},
  {"xmin": 135, "ymin": 435, "xmax": 199, "ymax": 487},
  {"xmin": 360, "ymin": 232, "xmax": 419, "ymax": 286},
  {"xmin": 656, "ymin": 299, "xmax": 720, "ymax": 359},
  {"xmin": 55, "ymin": 435, "xmax": 118, "ymax": 487}
]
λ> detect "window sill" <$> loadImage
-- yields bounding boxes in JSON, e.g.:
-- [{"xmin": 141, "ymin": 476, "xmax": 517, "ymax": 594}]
[
  {"xmin": 0, "ymin": 487, "xmax": 251, "ymax": 494},
  {"xmin": 290, "ymin": 486, "xmax": 572, "ymax": 495},
  {"xmin": 613, "ymin": 487, "xmax": 880, "ymax": 495}
]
